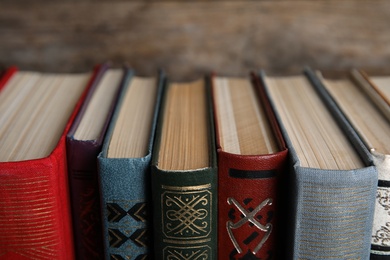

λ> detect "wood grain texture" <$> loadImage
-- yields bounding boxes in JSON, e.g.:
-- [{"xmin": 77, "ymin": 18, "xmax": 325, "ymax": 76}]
[{"xmin": 1, "ymin": 1, "xmax": 389, "ymax": 79}]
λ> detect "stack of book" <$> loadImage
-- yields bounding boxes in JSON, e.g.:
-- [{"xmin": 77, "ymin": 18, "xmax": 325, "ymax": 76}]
[{"xmin": 0, "ymin": 64, "xmax": 388, "ymax": 260}]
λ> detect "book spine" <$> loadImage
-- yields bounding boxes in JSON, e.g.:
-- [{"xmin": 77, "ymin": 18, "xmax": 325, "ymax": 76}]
[
  {"xmin": 217, "ymin": 151, "xmax": 287, "ymax": 260},
  {"xmin": 0, "ymin": 157, "xmax": 74, "ymax": 260},
  {"xmin": 98, "ymin": 157, "xmax": 152, "ymax": 259},
  {"xmin": 67, "ymin": 140, "xmax": 104, "ymax": 259},
  {"xmin": 151, "ymin": 167, "xmax": 218, "ymax": 260},
  {"xmin": 370, "ymin": 151, "xmax": 390, "ymax": 258},
  {"xmin": 292, "ymin": 166, "xmax": 377, "ymax": 259}
]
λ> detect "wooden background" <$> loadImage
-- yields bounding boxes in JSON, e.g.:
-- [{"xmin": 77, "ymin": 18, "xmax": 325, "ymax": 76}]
[{"xmin": 1, "ymin": 0, "xmax": 389, "ymax": 80}]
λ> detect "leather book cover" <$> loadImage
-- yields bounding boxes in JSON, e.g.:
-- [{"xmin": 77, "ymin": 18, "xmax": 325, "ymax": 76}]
[
  {"xmin": 97, "ymin": 70, "xmax": 164, "ymax": 259},
  {"xmin": 151, "ymin": 76, "xmax": 218, "ymax": 260},
  {"xmin": 0, "ymin": 66, "xmax": 17, "ymax": 92},
  {"xmin": 212, "ymin": 73, "xmax": 288, "ymax": 260},
  {"xmin": 0, "ymin": 67, "xmax": 96, "ymax": 259},
  {"xmin": 66, "ymin": 64, "xmax": 124, "ymax": 259}
]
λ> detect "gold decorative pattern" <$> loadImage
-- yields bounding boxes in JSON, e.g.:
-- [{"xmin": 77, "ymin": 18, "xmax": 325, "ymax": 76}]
[
  {"xmin": 163, "ymin": 245, "xmax": 211, "ymax": 260},
  {"xmin": 161, "ymin": 185, "xmax": 212, "ymax": 240},
  {"xmin": 162, "ymin": 184, "xmax": 211, "ymax": 192}
]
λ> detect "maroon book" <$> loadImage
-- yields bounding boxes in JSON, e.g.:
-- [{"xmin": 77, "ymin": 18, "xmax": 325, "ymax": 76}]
[
  {"xmin": 66, "ymin": 64, "xmax": 125, "ymax": 259},
  {"xmin": 211, "ymin": 73, "xmax": 288, "ymax": 260}
]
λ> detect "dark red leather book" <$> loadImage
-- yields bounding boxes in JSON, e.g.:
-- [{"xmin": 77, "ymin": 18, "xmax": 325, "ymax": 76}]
[
  {"xmin": 211, "ymin": 73, "xmax": 288, "ymax": 260},
  {"xmin": 0, "ymin": 66, "xmax": 98, "ymax": 260},
  {"xmin": 66, "ymin": 64, "xmax": 125, "ymax": 260}
]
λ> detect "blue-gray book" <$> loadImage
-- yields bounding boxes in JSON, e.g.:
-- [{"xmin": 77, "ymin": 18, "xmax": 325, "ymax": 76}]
[
  {"xmin": 98, "ymin": 69, "xmax": 164, "ymax": 259},
  {"xmin": 306, "ymin": 68, "xmax": 390, "ymax": 260},
  {"xmin": 260, "ymin": 70, "xmax": 378, "ymax": 259}
]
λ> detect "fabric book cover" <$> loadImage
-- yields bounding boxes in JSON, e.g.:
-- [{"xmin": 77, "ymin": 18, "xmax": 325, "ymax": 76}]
[
  {"xmin": 308, "ymin": 68, "xmax": 390, "ymax": 260},
  {"xmin": 0, "ymin": 67, "xmax": 96, "ymax": 259},
  {"xmin": 97, "ymin": 69, "xmax": 164, "ymax": 259},
  {"xmin": 261, "ymin": 70, "xmax": 378, "ymax": 259},
  {"xmin": 151, "ymin": 77, "xmax": 218, "ymax": 259},
  {"xmin": 66, "ymin": 64, "xmax": 124, "ymax": 259},
  {"xmin": 211, "ymin": 73, "xmax": 288, "ymax": 260}
]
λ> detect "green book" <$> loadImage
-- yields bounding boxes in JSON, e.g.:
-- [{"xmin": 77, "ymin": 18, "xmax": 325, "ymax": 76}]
[{"xmin": 151, "ymin": 77, "xmax": 218, "ymax": 259}]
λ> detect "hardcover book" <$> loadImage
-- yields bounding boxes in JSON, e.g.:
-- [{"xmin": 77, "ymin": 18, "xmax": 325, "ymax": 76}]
[
  {"xmin": 0, "ymin": 67, "xmax": 95, "ymax": 259},
  {"xmin": 151, "ymin": 77, "xmax": 218, "ymax": 259},
  {"xmin": 359, "ymin": 71, "xmax": 390, "ymax": 122},
  {"xmin": 66, "ymin": 64, "xmax": 124, "ymax": 259},
  {"xmin": 211, "ymin": 73, "xmax": 287, "ymax": 259},
  {"xmin": 97, "ymin": 69, "xmax": 163, "ymax": 259},
  {"xmin": 261, "ymin": 70, "xmax": 378, "ymax": 259},
  {"xmin": 310, "ymin": 69, "xmax": 390, "ymax": 260},
  {"xmin": 365, "ymin": 72, "xmax": 390, "ymax": 106}
]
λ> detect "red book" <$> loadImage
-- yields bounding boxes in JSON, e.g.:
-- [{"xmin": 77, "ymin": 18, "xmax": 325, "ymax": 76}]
[
  {"xmin": 0, "ymin": 66, "xmax": 98, "ymax": 260},
  {"xmin": 211, "ymin": 73, "xmax": 288, "ymax": 259}
]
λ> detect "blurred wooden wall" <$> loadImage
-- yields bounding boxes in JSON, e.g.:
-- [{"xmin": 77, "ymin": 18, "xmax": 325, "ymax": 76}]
[{"xmin": 1, "ymin": 0, "xmax": 389, "ymax": 80}]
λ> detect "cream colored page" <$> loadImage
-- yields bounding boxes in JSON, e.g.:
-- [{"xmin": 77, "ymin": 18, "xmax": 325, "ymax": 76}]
[
  {"xmin": 213, "ymin": 77, "xmax": 278, "ymax": 155},
  {"xmin": 0, "ymin": 73, "xmax": 89, "ymax": 161},
  {"xmin": 322, "ymin": 78, "xmax": 390, "ymax": 155},
  {"xmin": 265, "ymin": 76, "xmax": 363, "ymax": 170},
  {"xmin": 107, "ymin": 77, "xmax": 157, "ymax": 158},
  {"xmin": 213, "ymin": 77, "xmax": 241, "ymax": 154},
  {"xmin": 371, "ymin": 76, "xmax": 390, "ymax": 104},
  {"xmin": 74, "ymin": 69, "xmax": 123, "ymax": 140},
  {"xmin": 158, "ymin": 80, "xmax": 209, "ymax": 171},
  {"xmin": 0, "ymin": 72, "xmax": 40, "ymax": 139}
]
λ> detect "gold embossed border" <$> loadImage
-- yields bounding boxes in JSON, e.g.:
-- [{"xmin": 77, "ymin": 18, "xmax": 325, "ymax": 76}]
[{"xmin": 163, "ymin": 245, "xmax": 211, "ymax": 259}]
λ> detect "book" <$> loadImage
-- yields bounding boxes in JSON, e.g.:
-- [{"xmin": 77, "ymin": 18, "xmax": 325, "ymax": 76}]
[
  {"xmin": 0, "ymin": 67, "xmax": 95, "ymax": 259},
  {"xmin": 0, "ymin": 66, "xmax": 17, "ymax": 90},
  {"xmin": 310, "ymin": 69, "xmax": 390, "ymax": 259},
  {"xmin": 358, "ymin": 71, "xmax": 390, "ymax": 122},
  {"xmin": 66, "ymin": 64, "xmax": 124, "ymax": 259},
  {"xmin": 151, "ymin": 77, "xmax": 217, "ymax": 259},
  {"xmin": 97, "ymin": 69, "xmax": 163, "ymax": 259},
  {"xmin": 364, "ymin": 72, "xmax": 390, "ymax": 106},
  {"xmin": 211, "ymin": 73, "xmax": 288, "ymax": 259},
  {"xmin": 260, "ymin": 70, "xmax": 378, "ymax": 259}
]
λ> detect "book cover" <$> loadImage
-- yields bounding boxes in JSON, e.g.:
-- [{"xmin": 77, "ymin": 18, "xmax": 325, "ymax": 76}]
[
  {"xmin": 97, "ymin": 69, "xmax": 164, "ymax": 259},
  {"xmin": 211, "ymin": 73, "xmax": 288, "ymax": 259},
  {"xmin": 66, "ymin": 64, "xmax": 124, "ymax": 259},
  {"xmin": 0, "ymin": 66, "xmax": 17, "ymax": 92},
  {"xmin": 0, "ymin": 67, "xmax": 97, "ymax": 259},
  {"xmin": 151, "ymin": 77, "xmax": 218, "ymax": 259},
  {"xmin": 310, "ymin": 69, "xmax": 390, "ymax": 260},
  {"xmin": 359, "ymin": 70, "xmax": 390, "ymax": 260},
  {"xmin": 261, "ymin": 70, "xmax": 378, "ymax": 259},
  {"xmin": 360, "ymin": 70, "xmax": 390, "ymax": 107}
]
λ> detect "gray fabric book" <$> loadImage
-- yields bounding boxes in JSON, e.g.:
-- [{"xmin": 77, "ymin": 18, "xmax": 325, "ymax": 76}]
[
  {"xmin": 307, "ymin": 68, "xmax": 390, "ymax": 259},
  {"xmin": 97, "ymin": 69, "xmax": 164, "ymax": 259},
  {"xmin": 260, "ymin": 69, "xmax": 378, "ymax": 259}
]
